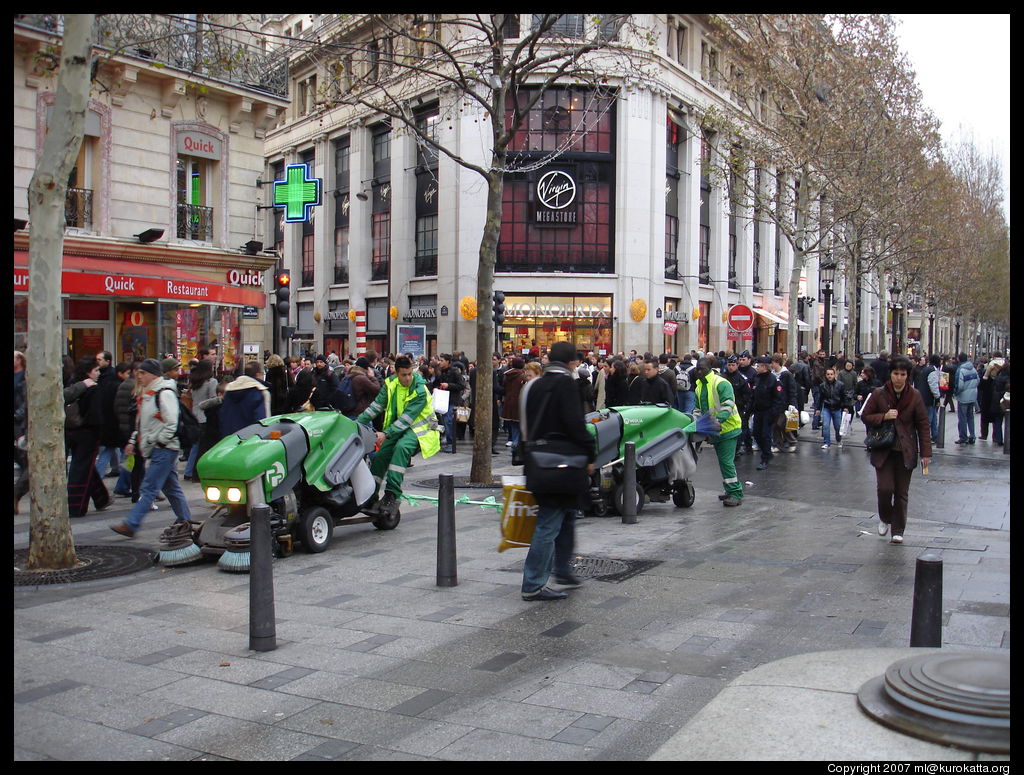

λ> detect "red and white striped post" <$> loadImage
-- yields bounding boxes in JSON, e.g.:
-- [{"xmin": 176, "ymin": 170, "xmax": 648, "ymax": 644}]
[{"xmin": 355, "ymin": 310, "xmax": 366, "ymax": 356}]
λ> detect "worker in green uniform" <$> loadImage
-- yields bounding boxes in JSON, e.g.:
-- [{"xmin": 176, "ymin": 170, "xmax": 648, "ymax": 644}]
[
  {"xmin": 355, "ymin": 355, "xmax": 441, "ymax": 514},
  {"xmin": 693, "ymin": 357, "xmax": 744, "ymax": 506}
]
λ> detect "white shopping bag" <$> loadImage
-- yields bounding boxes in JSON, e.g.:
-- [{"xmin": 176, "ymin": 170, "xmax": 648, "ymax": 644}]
[
  {"xmin": 432, "ymin": 388, "xmax": 450, "ymax": 414},
  {"xmin": 840, "ymin": 411, "xmax": 852, "ymax": 438}
]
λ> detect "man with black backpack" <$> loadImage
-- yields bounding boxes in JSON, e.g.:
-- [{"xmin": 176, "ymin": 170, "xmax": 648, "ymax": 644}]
[{"xmin": 109, "ymin": 358, "xmax": 193, "ymax": 537}]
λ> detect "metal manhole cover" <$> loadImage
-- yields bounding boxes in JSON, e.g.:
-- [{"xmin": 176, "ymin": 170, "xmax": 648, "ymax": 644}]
[
  {"xmin": 14, "ymin": 545, "xmax": 159, "ymax": 587},
  {"xmin": 571, "ymin": 555, "xmax": 662, "ymax": 583}
]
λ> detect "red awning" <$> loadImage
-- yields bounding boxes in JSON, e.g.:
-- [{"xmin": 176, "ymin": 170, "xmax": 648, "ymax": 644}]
[{"xmin": 14, "ymin": 251, "xmax": 266, "ymax": 307}]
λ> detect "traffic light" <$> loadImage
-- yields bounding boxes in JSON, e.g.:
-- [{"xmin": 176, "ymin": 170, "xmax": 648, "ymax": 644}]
[
  {"xmin": 492, "ymin": 290, "xmax": 506, "ymax": 326},
  {"xmin": 274, "ymin": 270, "xmax": 291, "ymax": 316}
]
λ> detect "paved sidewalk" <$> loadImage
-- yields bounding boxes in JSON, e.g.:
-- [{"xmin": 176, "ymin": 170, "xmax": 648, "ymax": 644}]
[{"xmin": 14, "ymin": 428, "xmax": 1010, "ymax": 761}]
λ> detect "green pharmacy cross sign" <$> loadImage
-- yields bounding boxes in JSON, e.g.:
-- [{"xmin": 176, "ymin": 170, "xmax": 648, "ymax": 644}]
[{"xmin": 273, "ymin": 163, "xmax": 322, "ymax": 223}]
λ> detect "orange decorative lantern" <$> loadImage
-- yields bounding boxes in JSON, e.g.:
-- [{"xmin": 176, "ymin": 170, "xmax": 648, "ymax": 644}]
[
  {"xmin": 460, "ymin": 296, "xmax": 478, "ymax": 320},
  {"xmin": 389, "ymin": 305, "xmax": 399, "ymax": 320},
  {"xmin": 630, "ymin": 299, "xmax": 647, "ymax": 322}
]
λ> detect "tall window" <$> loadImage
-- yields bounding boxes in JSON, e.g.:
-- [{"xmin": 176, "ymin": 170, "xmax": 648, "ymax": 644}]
[
  {"xmin": 699, "ymin": 224, "xmax": 711, "ymax": 284},
  {"xmin": 665, "ymin": 115, "xmax": 683, "ymax": 280},
  {"xmin": 370, "ymin": 124, "xmax": 391, "ymax": 281},
  {"xmin": 300, "ymin": 149, "xmax": 315, "ymax": 287},
  {"xmin": 176, "ymin": 156, "xmax": 213, "ymax": 241},
  {"xmin": 371, "ymin": 212, "xmax": 391, "ymax": 281},
  {"xmin": 333, "ymin": 138, "xmax": 350, "ymax": 284},
  {"xmin": 66, "ymin": 137, "xmax": 96, "ymax": 229},
  {"xmin": 271, "ymin": 160, "xmax": 284, "ymax": 256}
]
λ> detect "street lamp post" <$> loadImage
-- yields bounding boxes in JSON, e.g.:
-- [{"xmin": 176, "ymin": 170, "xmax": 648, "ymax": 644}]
[
  {"xmin": 820, "ymin": 257, "xmax": 836, "ymax": 355},
  {"xmin": 889, "ymin": 283, "xmax": 902, "ymax": 355},
  {"xmin": 927, "ymin": 298, "xmax": 936, "ymax": 357}
]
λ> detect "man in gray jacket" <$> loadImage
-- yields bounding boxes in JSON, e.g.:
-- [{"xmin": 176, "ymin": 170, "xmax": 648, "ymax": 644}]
[
  {"xmin": 953, "ymin": 353, "xmax": 980, "ymax": 445},
  {"xmin": 110, "ymin": 358, "xmax": 193, "ymax": 537}
]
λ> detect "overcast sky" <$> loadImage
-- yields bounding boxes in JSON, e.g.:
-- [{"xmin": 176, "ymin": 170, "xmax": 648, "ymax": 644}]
[{"xmin": 893, "ymin": 14, "xmax": 1010, "ymax": 216}]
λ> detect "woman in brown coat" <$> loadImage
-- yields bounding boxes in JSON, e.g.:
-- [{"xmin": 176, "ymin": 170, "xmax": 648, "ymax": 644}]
[
  {"xmin": 501, "ymin": 357, "xmax": 526, "ymax": 448},
  {"xmin": 861, "ymin": 355, "xmax": 932, "ymax": 544}
]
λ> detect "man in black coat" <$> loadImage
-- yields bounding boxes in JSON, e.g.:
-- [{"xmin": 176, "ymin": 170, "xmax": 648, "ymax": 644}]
[
  {"xmin": 519, "ymin": 341, "xmax": 595, "ymax": 602},
  {"xmin": 626, "ymin": 357, "xmax": 675, "ymax": 405},
  {"xmin": 870, "ymin": 351, "xmax": 891, "ymax": 386},
  {"xmin": 751, "ymin": 357, "xmax": 785, "ymax": 470}
]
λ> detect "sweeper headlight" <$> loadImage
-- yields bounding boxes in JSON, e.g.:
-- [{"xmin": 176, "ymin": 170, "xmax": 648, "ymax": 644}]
[
  {"xmin": 205, "ymin": 486, "xmax": 221, "ymax": 502},
  {"xmin": 227, "ymin": 487, "xmax": 243, "ymax": 503}
]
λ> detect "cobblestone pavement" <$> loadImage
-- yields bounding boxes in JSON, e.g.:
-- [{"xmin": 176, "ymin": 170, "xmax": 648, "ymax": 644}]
[{"xmin": 14, "ymin": 409, "xmax": 1009, "ymax": 760}]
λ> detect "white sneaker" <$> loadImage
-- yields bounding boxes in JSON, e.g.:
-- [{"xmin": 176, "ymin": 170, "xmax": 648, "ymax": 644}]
[
  {"xmin": 890, "ymin": 534, "xmax": 903, "ymax": 544},
  {"xmin": 821, "ymin": 444, "xmax": 830, "ymax": 450},
  {"xmin": 771, "ymin": 446, "xmax": 780, "ymax": 453},
  {"xmin": 505, "ymin": 441, "xmax": 514, "ymax": 447},
  {"xmin": 877, "ymin": 517, "xmax": 888, "ymax": 536}
]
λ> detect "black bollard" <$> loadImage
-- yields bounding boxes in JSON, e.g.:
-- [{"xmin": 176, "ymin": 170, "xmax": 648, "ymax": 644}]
[
  {"xmin": 935, "ymin": 404, "xmax": 946, "ymax": 449},
  {"xmin": 621, "ymin": 442, "xmax": 638, "ymax": 524},
  {"xmin": 1003, "ymin": 409, "xmax": 1010, "ymax": 455},
  {"xmin": 910, "ymin": 552, "xmax": 943, "ymax": 648},
  {"xmin": 437, "ymin": 473, "xmax": 457, "ymax": 587},
  {"xmin": 248, "ymin": 503, "xmax": 277, "ymax": 652}
]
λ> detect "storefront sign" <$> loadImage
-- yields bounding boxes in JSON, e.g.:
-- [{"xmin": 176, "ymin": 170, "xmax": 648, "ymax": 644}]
[
  {"xmin": 404, "ymin": 307, "xmax": 437, "ymax": 320},
  {"xmin": 227, "ymin": 269, "xmax": 265, "ymax": 287},
  {"xmin": 176, "ymin": 133, "xmax": 223, "ymax": 160},
  {"xmin": 663, "ymin": 321, "xmax": 678, "ymax": 335},
  {"xmin": 14, "ymin": 256, "xmax": 266, "ymax": 308},
  {"xmin": 506, "ymin": 302, "xmax": 611, "ymax": 319},
  {"xmin": 534, "ymin": 169, "xmax": 578, "ymax": 226}
]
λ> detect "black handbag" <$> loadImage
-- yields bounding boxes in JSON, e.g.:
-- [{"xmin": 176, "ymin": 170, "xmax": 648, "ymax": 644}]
[{"xmin": 865, "ymin": 420, "xmax": 897, "ymax": 450}]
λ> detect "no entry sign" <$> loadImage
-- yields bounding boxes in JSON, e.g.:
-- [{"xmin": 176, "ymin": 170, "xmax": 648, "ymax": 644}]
[{"xmin": 727, "ymin": 304, "xmax": 755, "ymax": 333}]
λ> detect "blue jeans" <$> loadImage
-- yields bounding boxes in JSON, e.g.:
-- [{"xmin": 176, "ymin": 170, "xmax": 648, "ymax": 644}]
[
  {"xmin": 123, "ymin": 447, "xmax": 193, "ymax": 532},
  {"xmin": 957, "ymin": 401, "xmax": 977, "ymax": 441},
  {"xmin": 184, "ymin": 439, "xmax": 200, "ymax": 477},
  {"xmin": 676, "ymin": 390, "xmax": 695, "ymax": 414},
  {"xmin": 442, "ymin": 409, "xmax": 456, "ymax": 450},
  {"xmin": 505, "ymin": 420, "xmax": 521, "ymax": 448},
  {"xmin": 927, "ymin": 404, "xmax": 939, "ymax": 443},
  {"xmin": 96, "ymin": 445, "xmax": 122, "ymax": 476},
  {"xmin": 821, "ymin": 407, "xmax": 843, "ymax": 445},
  {"xmin": 521, "ymin": 504, "xmax": 576, "ymax": 594}
]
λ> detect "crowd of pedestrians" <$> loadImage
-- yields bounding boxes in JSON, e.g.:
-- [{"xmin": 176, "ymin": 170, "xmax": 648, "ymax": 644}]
[{"xmin": 13, "ymin": 341, "xmax": 1011, "ymax": 580}]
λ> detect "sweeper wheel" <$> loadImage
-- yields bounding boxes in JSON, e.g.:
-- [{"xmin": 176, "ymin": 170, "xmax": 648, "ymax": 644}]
[
  {"xmin": 299, "ymin": 506, "xmax": 334, "ymax": 553},
  {"xmin": 672, "ymin": 480, "xmax": 695, "ymax": 508}
]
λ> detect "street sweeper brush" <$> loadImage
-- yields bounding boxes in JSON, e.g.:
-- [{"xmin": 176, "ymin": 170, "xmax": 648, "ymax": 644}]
[
  {"xmin": 216, "ymin": 523, "xmax": 251, "ymax": 572},
  {"xmin": 158, "ymin": 521, "xmax": 203, "ymax": 567}
]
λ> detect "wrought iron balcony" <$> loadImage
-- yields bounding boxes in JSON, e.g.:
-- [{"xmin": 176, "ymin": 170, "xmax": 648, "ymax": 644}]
[
  {"xmin": 176, "ymin": 203, "xmax": 214, "ymax": 241},
  {"xmin": 16, "ymin": 14, "xmax": 288, "ymax": 98},
  {"xmin": 65, "ymin": 187, "xmax": 93, "ymax": 229}
]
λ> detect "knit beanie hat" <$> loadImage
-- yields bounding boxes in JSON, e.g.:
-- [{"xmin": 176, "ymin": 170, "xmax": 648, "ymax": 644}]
[{"xmin": 139, "ymin": 358, "xmax": 164, "ymax": 377}]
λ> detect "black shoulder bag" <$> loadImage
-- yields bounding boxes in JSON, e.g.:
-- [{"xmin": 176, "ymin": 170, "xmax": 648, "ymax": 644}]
[
  {"xmin": 863, "ymin": 390, "xmax": 897, "ymax": 450},
  {"xmin": 522, "ymin": 386, "xmax": 590, "ymax": 496}
]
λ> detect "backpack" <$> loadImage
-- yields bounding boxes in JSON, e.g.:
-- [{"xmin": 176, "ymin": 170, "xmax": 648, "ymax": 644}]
[
  {"xmin": 676, "ymin": 366, "xmax": 691, "ymax": 392},
  {"xmin": 157, "ymin": 388, "xmax": 201, "ymax": 448},
  {"xmin": 334, "ymin": 375, "xmax": 357, "ymax": 414}
]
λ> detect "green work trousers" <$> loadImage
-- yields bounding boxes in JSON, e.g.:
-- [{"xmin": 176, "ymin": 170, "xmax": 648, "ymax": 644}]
[
  {"xmin": 710, "ymin": 435, "xmax": 743, "ymax": 500},
  {"xmin": 370, "ymin": 430, "xmax": 420, "ymax": 498}
]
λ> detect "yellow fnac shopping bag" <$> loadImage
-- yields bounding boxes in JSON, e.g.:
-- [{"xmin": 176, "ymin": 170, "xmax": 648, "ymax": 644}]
[
  {"xmin": 785, "ymin": 408, "xmax": 799, "ymax": 432},
  {"xmin": 498, "ymin": 477, "xmax": 538, "ymax": 552}
]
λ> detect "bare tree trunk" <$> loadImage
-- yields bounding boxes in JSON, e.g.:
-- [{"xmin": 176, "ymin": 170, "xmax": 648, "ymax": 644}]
[
  {"xmin": 470, "ymin": 171, "xmax": 503, "ymax": 484},
  {"xmin": 787, "ymin": 167, "xmax": 811, "ymax": 359},
  {"xmin": 25, "ymin": 14, "xmax": 95, "ymax": 570}
]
